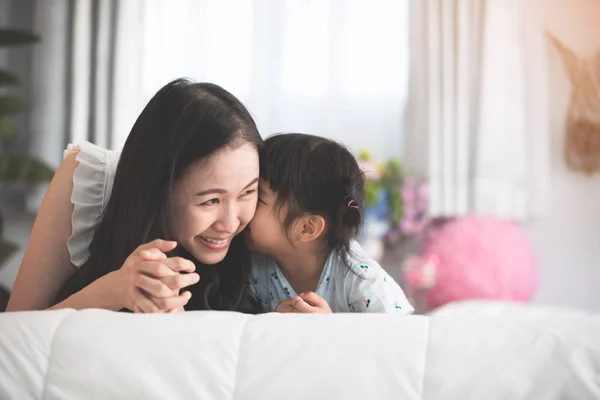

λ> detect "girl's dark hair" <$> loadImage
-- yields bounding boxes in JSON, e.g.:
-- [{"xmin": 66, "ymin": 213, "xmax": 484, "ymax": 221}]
[
  {"xmin": 55, "ymin": 79, "xmax": 262, "ymax": 313},
  {"xmin": 260, "ymin": 133, "xmax": 365, "ymax": 258}
]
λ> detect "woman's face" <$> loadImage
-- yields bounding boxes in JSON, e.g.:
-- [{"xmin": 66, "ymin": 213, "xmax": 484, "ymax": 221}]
[{"xmin": 171, "ymin": 142, "xmax": 259, "ymax": 265}]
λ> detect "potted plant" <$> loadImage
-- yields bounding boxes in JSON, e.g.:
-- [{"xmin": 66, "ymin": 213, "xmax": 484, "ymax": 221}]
[
  {"xmin": 356, "ymin": 150, "xmax": 404, "ymax": 261},
  {"xmin": 0, "ymin": 28, "xmax": 54, "ymax": 311}
]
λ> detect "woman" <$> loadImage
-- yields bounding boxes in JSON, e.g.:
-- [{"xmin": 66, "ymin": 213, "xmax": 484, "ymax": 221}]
[{"xmin": 7, "ymin": 79, "xmax": 262, "ymax": 313}]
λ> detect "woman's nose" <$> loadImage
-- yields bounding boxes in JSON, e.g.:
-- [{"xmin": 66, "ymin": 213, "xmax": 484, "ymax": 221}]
[{"xmin": 216, "ymin": 204, "xmax": 238, "ymax": 234}]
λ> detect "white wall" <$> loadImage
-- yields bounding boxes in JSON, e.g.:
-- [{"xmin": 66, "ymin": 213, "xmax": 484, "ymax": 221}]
[{"xmin": 524, "ymin": 0, "xmax": 600, "ymax": 312}]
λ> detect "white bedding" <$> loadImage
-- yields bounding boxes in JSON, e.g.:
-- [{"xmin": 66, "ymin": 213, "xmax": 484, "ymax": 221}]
[
  {"xmin": 0, "ymin": 306, "xmax": 598, "ymax": 400},
  {"xmin": 429, "ymin": 299, "xmax": 592, "ymax": 317}
]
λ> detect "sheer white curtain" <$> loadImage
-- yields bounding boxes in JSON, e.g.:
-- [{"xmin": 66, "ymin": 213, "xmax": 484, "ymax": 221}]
[
  {"xmin": 404, "ymin": 0, "xmax": 550, "ymax": 220},
  {"xmin": 111, "ymin": 0, "xmax": 410, "ymax": 159},
  {"xmin": 26, "ymin": 0, "xmax": 408, "ymax": 211}
]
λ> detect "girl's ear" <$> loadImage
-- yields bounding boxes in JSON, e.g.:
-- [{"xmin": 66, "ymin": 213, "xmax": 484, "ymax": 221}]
[{"xmin": 292, "ymin": 214, "xmax": 326, "ymax": 243}]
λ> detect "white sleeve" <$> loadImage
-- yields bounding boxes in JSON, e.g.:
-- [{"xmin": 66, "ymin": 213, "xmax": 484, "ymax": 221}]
[
  {"xmin": 343, "ymin": 242, "xmax": 414, "ymax": 314},
  {"xmin": 346, "ymin": 265, "xmax": 414, "ymax": 314},
  {"xmin": 64, "ymin": 141, "xmax": 120, "ymax": 267}
]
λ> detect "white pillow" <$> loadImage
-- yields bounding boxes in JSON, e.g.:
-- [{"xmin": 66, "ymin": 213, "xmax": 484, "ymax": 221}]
[{"xmin": 428, "ymin": 300, "xmax": 591, "ymax": 317}]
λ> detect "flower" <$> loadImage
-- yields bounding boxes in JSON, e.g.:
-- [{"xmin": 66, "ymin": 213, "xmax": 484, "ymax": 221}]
[
  {"xmin": 358, "ymin": 159, "xmax": 381, "ymax": 182},
  {"xmin": 386, "ymin": 179, "xmax": 430, "ymax": 242},
  {"xmin": 358, "ymin": 149, "xmax": 372, "ymax": 161}
]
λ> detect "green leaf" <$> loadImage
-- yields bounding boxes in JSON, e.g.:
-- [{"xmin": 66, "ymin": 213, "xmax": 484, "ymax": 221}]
[
  {"xmin": 364, "ymin": 181, "xmax": 380, "ymax": 207},
  {"xmin": 0, "ymin": 69, "xmax": 19, "ymax": 86},
  {"xmin": 0, "ymin": 96, "xmax": 28, "ymax": 116},
  {"xmin": 0, "ymin": 154, "xmax": 55, "ymax": 183},
  {"xmin": 381, "ymin": 159, "xmax": 403, "ymax": 188},
  {"xmin": 0, "ymin": 117, "xmax": 18, "ymax": 139},
  {"xmin": 0, "ymin": 238, "xmax": 18, "ymax": 266},
  {"xmin": 387, "ymin": 188, "xmax": 404, "ymax": 225},
  {"xmin": 0, "ymin": 29, "xmax": 39, "ymax": 47}
]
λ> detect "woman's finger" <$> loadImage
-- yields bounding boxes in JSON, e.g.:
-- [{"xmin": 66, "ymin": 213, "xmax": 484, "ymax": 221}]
[
  {"xmin": 139, "ymin": 247, "xmax": 168, "ymax": 261},
  {"xmin": 134, "ymin": 274, "xmax": 176, "ymax": 298},
  {"xmin": 136, "ymin": 239, "xmax": 177, "ymax": 255},
  {"xmin": 161, "ymin": 257, "xmax": 196, "ymax": 273},
  {"xmin": 149, "ymin": 291, "xmax": 192, "ymax": 311},
  {"xmin": 161, "ymin": 273, "xmax": 200, "ymax": 291},
  {"xmin": 130, "ymin": 287, "xmax": 161, "ymax": 313},
  {"xmin": 136, "ymin": 261, "xmax": 177, "ymax": 278}
]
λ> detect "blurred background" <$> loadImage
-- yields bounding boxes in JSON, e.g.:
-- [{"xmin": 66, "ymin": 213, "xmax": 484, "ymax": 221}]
[{"xmin": 0, "ymin": 0, "xmax": 599, "ymax": 313}]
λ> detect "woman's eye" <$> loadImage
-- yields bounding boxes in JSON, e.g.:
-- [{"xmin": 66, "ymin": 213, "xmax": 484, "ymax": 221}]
[
  {"xmin": 241, "ymin": 189, "xmax": 256, "ymax": 197},
  {"xmin": 200, "ymin": 198, "xmax": 219, "ymax": 206}
]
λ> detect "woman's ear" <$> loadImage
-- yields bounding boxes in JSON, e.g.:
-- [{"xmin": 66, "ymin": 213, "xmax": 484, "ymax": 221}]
[{"xmin": 293, "ymin": 214, "xmax": 326, "ymax": 243}]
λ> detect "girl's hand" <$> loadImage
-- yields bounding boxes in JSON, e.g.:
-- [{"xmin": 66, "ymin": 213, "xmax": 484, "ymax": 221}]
[
  {"xmin": 296, "ymin": 292, "xmax": 332, "ymax": 313},
  {"xmin": 274, "ymin": 292, "xmax": 332, "ymax": 314},
  {"xmin": 117, "ymin": 239, "xmax": 199, "ymax": 313},
  {"xmin": 274, "ymin": 297, "xmax": 302, "ymax": 313}
]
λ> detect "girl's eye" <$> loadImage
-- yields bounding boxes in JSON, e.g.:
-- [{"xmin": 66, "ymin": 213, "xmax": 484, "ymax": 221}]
[
  {"xmin": 200, "ymin": 198, "xmax": 219, "ymax": 206},
  {"xmin": 257, "ymin": 197, "xmax": 267, "ymax": 205}
]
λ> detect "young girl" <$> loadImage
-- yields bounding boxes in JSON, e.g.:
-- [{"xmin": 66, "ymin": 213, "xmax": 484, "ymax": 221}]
[{"xmin": 247, "ymin": 133, "xmax": 413, "ymax": 314}]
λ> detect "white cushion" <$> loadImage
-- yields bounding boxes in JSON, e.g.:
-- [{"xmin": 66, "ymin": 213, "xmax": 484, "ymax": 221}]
[
  {"xmin": 0, "ymin": 308, "xmax": 598, "ymax": 399},
  {"xmin": 429, "ymin": 300, "xmax": 591, "ymax": 317}
]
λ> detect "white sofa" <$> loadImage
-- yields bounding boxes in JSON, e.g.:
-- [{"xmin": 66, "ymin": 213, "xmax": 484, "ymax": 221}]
[{"xmin": 1, "ymin": 302, "xmax": 599, "ymax": 400}]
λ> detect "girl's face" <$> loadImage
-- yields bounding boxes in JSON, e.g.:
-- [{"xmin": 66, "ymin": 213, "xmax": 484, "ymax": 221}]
[
  {"xmin": 246, "ymin": 180, "xmax": 293, "ymax": 256},
  {"xmin": 170, "ymin": 142, "xmax": 259, "ymax": 265}
]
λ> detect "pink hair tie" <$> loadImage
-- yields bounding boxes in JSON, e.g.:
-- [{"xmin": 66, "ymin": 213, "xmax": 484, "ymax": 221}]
[{"xmin": 347, "ymin": 199, "xmax": 359, "ymax": 209}]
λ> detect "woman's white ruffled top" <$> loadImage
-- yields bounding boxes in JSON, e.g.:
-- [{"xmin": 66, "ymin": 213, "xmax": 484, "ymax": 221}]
[{"xmin": 63, "ymin": 142, "xmax": 120, "ymax": 267}]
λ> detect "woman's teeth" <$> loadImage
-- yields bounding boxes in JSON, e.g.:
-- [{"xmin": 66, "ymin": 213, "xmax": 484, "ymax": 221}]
[{"xmin": 201, "ymin": 237, "xmax": 228, "ymax": 245}]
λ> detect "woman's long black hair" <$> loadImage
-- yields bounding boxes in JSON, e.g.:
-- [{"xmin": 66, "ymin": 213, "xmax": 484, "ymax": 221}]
[{"xmin": 55, "ymin": 79, "xmax": 263, "ymax": 313}]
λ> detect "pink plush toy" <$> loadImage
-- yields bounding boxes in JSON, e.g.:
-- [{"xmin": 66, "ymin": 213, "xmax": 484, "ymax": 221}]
[{"xmin": 417, "ymin": 215, "xmax": 538, "ymax": 310}]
